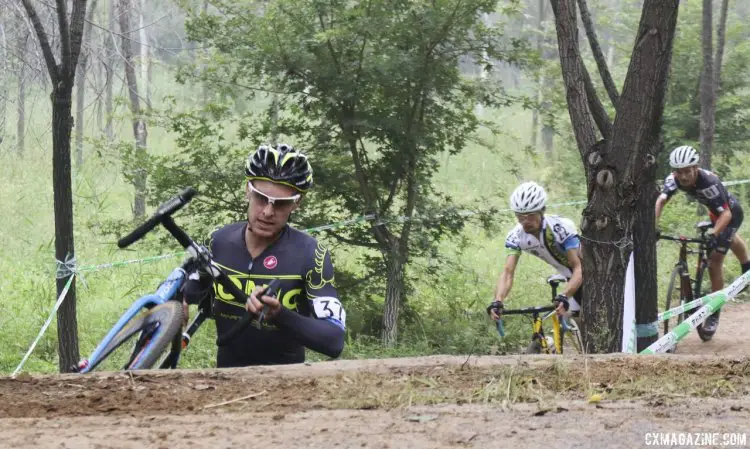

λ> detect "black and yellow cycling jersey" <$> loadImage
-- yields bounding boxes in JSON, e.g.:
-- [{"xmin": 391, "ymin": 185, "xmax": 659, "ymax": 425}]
[{"xmin": 185, "ymin": 222, "xmax": 345, "ymax": 367}]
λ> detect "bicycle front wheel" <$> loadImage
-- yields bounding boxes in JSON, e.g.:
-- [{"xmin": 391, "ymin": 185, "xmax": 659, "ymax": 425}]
[{"xmin": 97, "ymin": 302, "xmax": 184, "ymax": 371}]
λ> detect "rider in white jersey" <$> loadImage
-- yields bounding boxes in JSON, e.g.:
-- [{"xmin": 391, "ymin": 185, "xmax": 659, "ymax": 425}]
[{"xmin": 487, "ymin": 182, "xmax": 584, "ymax": 320}]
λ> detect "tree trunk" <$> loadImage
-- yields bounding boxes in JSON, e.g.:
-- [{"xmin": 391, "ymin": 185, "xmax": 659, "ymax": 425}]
[
  {"xmin": 714, "ymin": 0, "xmax": 729, "ymax": 92},
  {"xmin": 16, "ymin": 31, "xmax": 27, "ymax": 156},
  {"xmin": 632, "ymin": 146, "xmax": 660, "ymax": 351},
  {"xmin": 577, "ymin": 0, "xmax": 619, "ymax": 105},
  {"xmin": 0, "ymin": 16, "xmax": 7, "ymax": 149},
  {"xmin": 269, "ymin": 93, "xmax": 279, "ymax": 143},
  {"xmin": 699, "ymin": 0, "xmax": 715, "ymax": 171},
  {"xmin": 75, "ymin": 59, "xmax": 86, "ymax": 167},
  {"xmin": 74, "ymin": 0, "xmax": 99, "ymax": 168},
  {"xmin": 52, "ymin": 82, "xmax": 80, "ymax": 372},
  {"xmin": 104, "ymin": 0, "xmax": 115, "ymax": 140},
  {"xmin": 95, "ymin": 59, "xmax": 103, "ymax": 132},
  {"xmin": 541, "ymin": 113, "xmax": 554, "ymax": 154},
  {"xmin": 138, "ymin": 0, "xmax": 151, "ymax": 110},
  {"xmin": 382, "ymin": 247, "xmax": 405, "ymax": 346},
  {"xmin": 552, "ymin": 0, "xmax": 679, "ymax": 352},
  {"xmin": 201, "ymin": 0, "xmax": 210, "ymax": 106},
  {"xmin": 530, "ymin": 0, "xmax": 545, "ymax": 150},
  {"xmin": 118, "ymin": 0, "xmax": 148, "ymax": 219},
  {"xmin": 20, "ymin": 0, "xmax": 89, "ymax": 373}
]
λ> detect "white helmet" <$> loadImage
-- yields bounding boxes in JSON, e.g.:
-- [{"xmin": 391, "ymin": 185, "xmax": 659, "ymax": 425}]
[
  {"xmin": 510, "ymin": 182, "xmax": 548, "ymax": 214},
  {"xmin": 669, "ymin": 145, "xmax": 700, "ymax": 169}
]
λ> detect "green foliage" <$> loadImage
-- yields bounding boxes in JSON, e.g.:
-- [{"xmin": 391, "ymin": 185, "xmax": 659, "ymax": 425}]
[
  {"xmin": 180, "ymin": 0, "xmax": 532, "ymax": 248},
  {"xmin": 661, "ymin": 3, "xmax": 750, "ymax": 178}
]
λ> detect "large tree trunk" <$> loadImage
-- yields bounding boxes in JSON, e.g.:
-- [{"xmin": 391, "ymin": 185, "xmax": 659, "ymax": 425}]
[
  {"xmin": 553, "ymin": 0, "xmax": 679, "ymax": 352},
  {"xmin": 52, "ymin": 82, "xmax": 80, "ymax": 372},
  {"xmin": 699, "ymin": 0, "xmax": 715, "ymax": 171},
  {"xmin": 118, "ymin": 0, "xmax": 148, "ymax": 219},
  {"xmin": 382, "ymin": 248, "xmax": 405, "ymax": 346}
]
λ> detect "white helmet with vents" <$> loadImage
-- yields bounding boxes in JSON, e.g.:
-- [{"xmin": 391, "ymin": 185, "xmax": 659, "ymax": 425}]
[
  {"xmin": 669, "ymin": 145, "xmax": 700, "ymax": 169},
  {"xmin": 510, "ymin": 182, "xmax": 548, "ymax": 214}
]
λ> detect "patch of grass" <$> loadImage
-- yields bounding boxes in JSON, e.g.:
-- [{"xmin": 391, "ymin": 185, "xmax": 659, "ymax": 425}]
[{"xmin": 311, "ymin": 358, "xmax": 750, "ymax": 410}]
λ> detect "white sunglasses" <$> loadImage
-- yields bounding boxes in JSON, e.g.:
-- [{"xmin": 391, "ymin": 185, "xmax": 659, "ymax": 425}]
[{"xmin": 247, "ymin": 181, "xmax": 301, "ymax": 208}]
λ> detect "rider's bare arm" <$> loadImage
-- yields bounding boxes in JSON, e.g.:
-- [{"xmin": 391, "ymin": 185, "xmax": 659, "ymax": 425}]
[
  {"xmin": 563, "ymin": 248, "xmax": 583, "ymax": 297},
  {"xmin": 494, "ymin": 254, "xmax": 519, "ymax": 302},
  {"xmin": 655, "ymin": 194, "xmax": 670, "ymax": 226}
]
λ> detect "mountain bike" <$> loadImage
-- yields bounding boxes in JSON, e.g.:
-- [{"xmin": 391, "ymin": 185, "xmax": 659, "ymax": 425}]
[
  {"xmin": 658, "ymin": 221, "xmax": 713, "ymax": 344},
  {"xmin": 73, "ymin": 187, "xmax": 274, "ymax": 373},
  {"xmin": 494, "ymin": 274, "xmax": 584, "ymax": 354}
]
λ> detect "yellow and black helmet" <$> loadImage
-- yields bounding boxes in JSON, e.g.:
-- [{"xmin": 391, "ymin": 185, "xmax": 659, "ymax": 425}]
[{"xmin": 245, "ymin": 143, "xmax": 313, "ymax": 192}]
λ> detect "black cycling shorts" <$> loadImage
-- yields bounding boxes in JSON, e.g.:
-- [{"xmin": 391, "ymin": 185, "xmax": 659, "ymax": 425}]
[{"xmin": 711, "ymin": 204, "xmax": 744, "ymax": 254}]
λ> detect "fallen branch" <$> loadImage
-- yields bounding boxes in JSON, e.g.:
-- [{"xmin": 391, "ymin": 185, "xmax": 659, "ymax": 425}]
[{"xmin": 203, "ymin": 390, "xmax": 268, "ymax": 409}]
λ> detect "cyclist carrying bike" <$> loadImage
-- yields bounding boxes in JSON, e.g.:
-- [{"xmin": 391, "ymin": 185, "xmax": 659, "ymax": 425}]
[
  {"xmin": 655, "ymin": 145, "xmax": 750, "ymax": 338},
  {"xmin": 487, "ymin": 182, "xmax": 583, "ymax": 321},
  {"xmin": 183, "ymin": 143, "xmax": 346, "ymax": 367}
]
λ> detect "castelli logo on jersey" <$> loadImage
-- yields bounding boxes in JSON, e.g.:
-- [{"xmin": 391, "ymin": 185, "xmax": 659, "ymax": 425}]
[{"xmin": 263, "ymin": 256, "xmax": 278, "ymax": 269}]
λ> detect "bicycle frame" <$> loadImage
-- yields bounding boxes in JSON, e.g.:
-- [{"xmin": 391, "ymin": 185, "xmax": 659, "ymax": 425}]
[
  {"xmin": 660, "ymin": 232, "xmax": 710, "ymax": 318},
  {"xmin": 534, "ymin": 309, "xmax": 564, "ymax": 354},
  {"xmin": 498, "ymin": 306, "xmax": 564, "ymax": 354},
  {"xmin": 77, "ymin": 267, "xmax": 187, "ymax": 374}
]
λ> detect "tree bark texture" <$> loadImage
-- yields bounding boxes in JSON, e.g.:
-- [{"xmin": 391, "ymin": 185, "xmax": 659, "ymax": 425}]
[{"xmin": 382, "ymin": 249, "xmax": 405, "ymax": 347}]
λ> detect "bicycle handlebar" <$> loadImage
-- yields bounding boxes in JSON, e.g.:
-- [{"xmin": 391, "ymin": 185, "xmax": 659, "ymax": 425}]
[
  {"xmin": 117, "ymin": 187, "xmax": 197, "ymax": 248},
  {"xmin": 495, "ymin": 305, "xmax": 558, "ymax": 337},
  {"xmin": 116, "ymin": 187, "xmax": 257, "ymax": 346},
  {"xmin": 500, "ymin": 305, "xmax": 557, "ymax": 315},
  {"xmin": 657, "ymin": 234, "xmax": 706, "ymax": 244}
]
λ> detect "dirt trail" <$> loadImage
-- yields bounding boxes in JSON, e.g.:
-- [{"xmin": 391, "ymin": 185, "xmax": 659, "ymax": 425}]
[
  {"xmin": 1, "ymin": 303, "xmax": 749, "ymax": 448},
  {"xmin": 673, "ymin": 300, "xmax": 750, "ymax": 356}
]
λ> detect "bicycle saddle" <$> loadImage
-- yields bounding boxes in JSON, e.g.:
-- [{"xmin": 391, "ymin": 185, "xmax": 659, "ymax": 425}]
[
  {"xmin": 696, "ymin": 221, "xmax": 713, "ymax": 232},
  {"xmin": 547, "ymin": 274, "xmax": 567, "ymax": 288}
]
